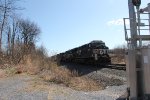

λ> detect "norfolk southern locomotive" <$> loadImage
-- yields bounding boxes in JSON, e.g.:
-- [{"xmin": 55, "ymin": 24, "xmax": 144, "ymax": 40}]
[{"xmin": 57, "ymin": 40, "xmax": 111, "ymax": 65}]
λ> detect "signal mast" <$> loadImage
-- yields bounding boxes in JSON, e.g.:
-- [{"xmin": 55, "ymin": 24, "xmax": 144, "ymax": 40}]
[{"xmin": 124, "ymin": 0, "xmax": 150, "ymax": 99}]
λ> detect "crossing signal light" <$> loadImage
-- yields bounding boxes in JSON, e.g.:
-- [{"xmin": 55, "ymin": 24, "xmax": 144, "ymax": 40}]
[{"xmin": 132, "ymin": 0, "xmax": 141, "ymax": 6}]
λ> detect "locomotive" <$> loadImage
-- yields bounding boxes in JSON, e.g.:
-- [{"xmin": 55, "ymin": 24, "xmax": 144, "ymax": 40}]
[{"xmin": 57, "ymin": 40, "xmax": 111, "ymax": 65}]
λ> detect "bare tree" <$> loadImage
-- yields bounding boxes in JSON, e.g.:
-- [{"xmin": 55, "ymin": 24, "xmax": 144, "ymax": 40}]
[
  {"xmin": 7, "ymin": 26, "xmax": 11, "ymax": 54},
  {"xmin": 18, "ymin": 19, "xmax": 41, "ymax": 53},
  {"xmin": 0, "ymin": 1, "xmax": 43, "ymax": 65},
  {"xmin": 10, "ymin": 15, "xmax": 20, "ymax": 56},
  {"xmin": 0, "ymin": 0, "xmax": 21, "ymax": 52}
]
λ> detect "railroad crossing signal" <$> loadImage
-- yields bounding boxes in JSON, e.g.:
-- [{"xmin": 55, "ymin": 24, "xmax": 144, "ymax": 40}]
[
  {"xmin": 124, "ymin": 0, "xmax": 150, "ymax": 100},
  {"xmin": 132, "ymin": 0, "xmax": 141, "ymax": 6}
]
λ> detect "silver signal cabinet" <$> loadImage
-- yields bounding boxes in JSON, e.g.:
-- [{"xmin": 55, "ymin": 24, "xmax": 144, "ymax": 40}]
[{"xmin": 142, "ymin": 47, "xmax": 150, "ymax": 96}]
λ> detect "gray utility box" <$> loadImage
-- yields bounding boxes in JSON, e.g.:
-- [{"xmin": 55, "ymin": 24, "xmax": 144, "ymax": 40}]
[
  {"xmin": 126, "ymin": 50, "xmax": 137, "ymax": 99},
  {"xmin": 141, "ymin": 46, "xmax": 150, "ymax": 95}
]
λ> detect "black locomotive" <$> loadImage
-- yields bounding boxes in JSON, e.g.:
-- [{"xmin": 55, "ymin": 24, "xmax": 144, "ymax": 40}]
[{"xmin": 57, "ymin": 40, "xmax": 111, "ymax": 65}]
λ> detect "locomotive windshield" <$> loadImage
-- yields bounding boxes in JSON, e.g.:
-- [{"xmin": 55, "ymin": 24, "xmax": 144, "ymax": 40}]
[
  {"xmin": 90, "ymin": 40, "xmax": 104, "ymax": 44},
  {"xmin": 90, "ymin": 40, "xmax": 106, "ymax": 49}
]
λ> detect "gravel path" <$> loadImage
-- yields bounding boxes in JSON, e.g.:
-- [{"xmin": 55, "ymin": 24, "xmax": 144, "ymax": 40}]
[
  {"xmin": 0, "ymin": 74, "xmax": 48, "ymax": 100},
  {"xmin": 0, "ymin": 72, "xmax": 127, "ymax": 100},
  {"xmin": 48, "ymin": 84, "xmax": 127, "ymax": 100}
]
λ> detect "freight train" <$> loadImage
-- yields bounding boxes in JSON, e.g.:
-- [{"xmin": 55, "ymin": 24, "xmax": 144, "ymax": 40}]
[{"xmin": 57, "ymin": 40, "xmax": 111, "ymax": 65}]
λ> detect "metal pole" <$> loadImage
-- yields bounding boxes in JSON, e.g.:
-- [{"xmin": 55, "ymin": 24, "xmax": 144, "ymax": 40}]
[
  {"xmin": 136, "ymin": 6, "xmax": 142, "ymax": 47},
  {"xmin": 148, "ymin": 3, "xmax": 150, "ymax": 34},
  {"xmin": 128, "ymin": 0, "xmax": 137, "ymax": 49},
  {"xmin": 128, "ymin": 0, "xmax": 138, "ymax": 99}
]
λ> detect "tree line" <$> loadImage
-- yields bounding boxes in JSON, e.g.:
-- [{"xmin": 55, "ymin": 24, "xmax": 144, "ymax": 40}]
[{"xmin": 0, "ymin": 0, "xmax": 41, "ymax": 64}]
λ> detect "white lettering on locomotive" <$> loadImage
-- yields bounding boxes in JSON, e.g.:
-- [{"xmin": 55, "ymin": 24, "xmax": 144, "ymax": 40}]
[{"xmin": 93, "ymin": 49, "xmax": 108, "ymax": 55}]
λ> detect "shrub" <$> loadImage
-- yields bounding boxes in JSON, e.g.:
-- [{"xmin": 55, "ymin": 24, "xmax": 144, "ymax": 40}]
[{"xmin": 110, "ymin": 45, "xmax": 127, "ymax": 64}]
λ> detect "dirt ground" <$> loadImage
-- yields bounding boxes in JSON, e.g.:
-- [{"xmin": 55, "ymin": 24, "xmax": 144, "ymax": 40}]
[{"xmin": 0, "ymin": 71, "xmax": 126, "ymax": 100}]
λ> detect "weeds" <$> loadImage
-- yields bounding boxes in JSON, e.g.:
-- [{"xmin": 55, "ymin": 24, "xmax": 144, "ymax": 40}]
[{"xmin": 0, "ymin": 46, "xmax": 103, "ymax": 91}]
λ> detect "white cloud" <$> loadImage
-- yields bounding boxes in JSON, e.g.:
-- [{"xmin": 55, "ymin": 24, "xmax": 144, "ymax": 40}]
[{"xmin": 107, "ymin": 19, "xmax": 129, "ymax": 26}]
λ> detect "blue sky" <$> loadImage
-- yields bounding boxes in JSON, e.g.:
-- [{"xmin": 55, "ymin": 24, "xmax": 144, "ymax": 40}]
[{"xmin": 19, "ymin": 0, "xmax": 148, "ymax": 54}]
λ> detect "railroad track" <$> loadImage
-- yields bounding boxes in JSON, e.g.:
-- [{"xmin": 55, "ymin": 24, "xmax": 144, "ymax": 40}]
[
  {"xmin": 107, "ymin": 64, "xmax": 126, "ymax": 70},
  {"xmin": 60, "ymin": 62, "xmax": 126, "ymax": 71}
]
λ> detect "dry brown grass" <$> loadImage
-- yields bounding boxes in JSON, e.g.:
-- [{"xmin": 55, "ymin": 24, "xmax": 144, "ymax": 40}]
[
  {"xmin": 111, "ymin": 45, "xmax": 126, "ymax": 64},
  {"xmin": 40, "ymin": 67, "xmax": 73, "ymax": 85},
  {"xmin": 40, "ymin": 66, "xmax": 102, "ymax": 91},
  {"xmin": 15, "ymin": 53, "xmax": 58, "ymax": 75},
  {"xmin": 0, "ymin": 49, "xmax": 103, "ymax": 91},
  {"xmin": 69, "ymin": 77, "xmax": 103, "ymax": 91},
  {"xmin": 110, "ymin": 54, "xmax": 125, "ymax": 64},
  {"xmin": 0, "ymin": 69, "xmax": 7, "ymax": 78}
]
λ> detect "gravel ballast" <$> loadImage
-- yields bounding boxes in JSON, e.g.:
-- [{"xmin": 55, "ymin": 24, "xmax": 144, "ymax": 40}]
[{"xmin": 84, "ymin": 68, "xmax": 127, "ymax": 87}]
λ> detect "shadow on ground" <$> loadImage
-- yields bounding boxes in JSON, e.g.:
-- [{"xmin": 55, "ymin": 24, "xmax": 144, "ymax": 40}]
[{"xmin": 59, "ymin": 62, "xmax": 108, "ymax": 76}]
